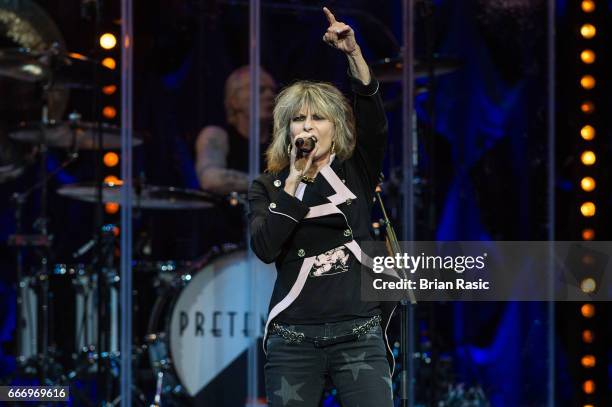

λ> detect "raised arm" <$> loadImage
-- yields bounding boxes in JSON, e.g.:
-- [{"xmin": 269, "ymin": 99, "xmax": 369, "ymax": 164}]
[
  {"xmin": 195, "ymin": 126, "xmax": 249, "ymax": 194},
  {"xmin": 322, "ymin": 7, "xmax": 387, "ymax": 190},
  {"xmin": 322, "ymin": 7, "xmax": 371, "ymax": 85}
]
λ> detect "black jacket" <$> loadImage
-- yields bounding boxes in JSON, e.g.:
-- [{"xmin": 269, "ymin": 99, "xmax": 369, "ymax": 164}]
[{"xmin": 248, "ymin": 71, "xmax": 398, "ymax": 373}]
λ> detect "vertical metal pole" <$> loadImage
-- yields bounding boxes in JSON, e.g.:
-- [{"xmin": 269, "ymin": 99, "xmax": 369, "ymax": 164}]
[
  {"xmin": 120, "ymin": 0, "xmax": 134, "ymax": 405},
  {"xmin": 401, "ymin": 1, "xmax": 415, "ymax": 406},
  {"xmin": 247, "ymin": 0, "xmax": 261, "ymax": 406},
  {"xmin": 546, "ymin": 0, "xmax": 556, "ymax": 406}
]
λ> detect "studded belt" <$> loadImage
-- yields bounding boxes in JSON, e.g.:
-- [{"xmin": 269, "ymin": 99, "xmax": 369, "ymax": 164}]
[{"xmin": 270, "ymin": 315, "xmax": 381, "ymax": 348}]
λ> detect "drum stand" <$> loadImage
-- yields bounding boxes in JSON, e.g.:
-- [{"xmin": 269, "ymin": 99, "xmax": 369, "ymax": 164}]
[{"xmin": 8, "ymin": 60, "xmax": 81, "ymax": 384}]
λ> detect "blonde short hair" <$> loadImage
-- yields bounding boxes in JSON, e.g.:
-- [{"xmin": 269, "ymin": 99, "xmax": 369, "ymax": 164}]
[{"xmin": 266, "ymin": 81, "xmax": 355, "ymax": 173}]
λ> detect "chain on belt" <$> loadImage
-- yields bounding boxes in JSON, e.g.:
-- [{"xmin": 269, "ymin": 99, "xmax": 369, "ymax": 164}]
[{"xmin": 270, "ymin": 314, "xmax": 382, "ymax": 347}]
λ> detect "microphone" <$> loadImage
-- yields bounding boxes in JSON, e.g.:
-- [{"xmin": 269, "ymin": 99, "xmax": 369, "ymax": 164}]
[{"xmin": 295, "ymin": 135, "xmax": 317, "ymax": 158}]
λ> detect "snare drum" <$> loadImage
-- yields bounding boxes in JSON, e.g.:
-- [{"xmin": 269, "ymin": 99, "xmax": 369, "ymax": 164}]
[{"xmin": 144, "ymin": 247, "xmax": 276, "ymax": 401}]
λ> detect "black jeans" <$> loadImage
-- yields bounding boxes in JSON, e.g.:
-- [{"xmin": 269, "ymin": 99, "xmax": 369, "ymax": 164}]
[{"xmin": 264, "ymin": 317, "xmax": 393, "ymax": 407}]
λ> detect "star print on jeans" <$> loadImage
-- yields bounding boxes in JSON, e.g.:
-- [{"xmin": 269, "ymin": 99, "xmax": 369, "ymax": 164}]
[
  {"xmin": 274, "ymin": 376, "xmax": 305, "ymax": 406},
  {"xmin": 340, "ymin": 351, "xmax": 374, "ymax": 381}
]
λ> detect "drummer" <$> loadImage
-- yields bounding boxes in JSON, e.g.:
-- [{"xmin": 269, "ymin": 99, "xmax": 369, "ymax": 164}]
[{"xmin": 194, "ymin": 66, "xmax": 277, "ymax": 194}]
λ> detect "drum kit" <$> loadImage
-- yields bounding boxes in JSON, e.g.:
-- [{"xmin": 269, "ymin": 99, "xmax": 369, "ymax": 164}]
[
  {"xmin": 1, "ymin": 43, "xmax": 274, "ymax": 404},
  {"xmin": 2, "ymin": 44, "xmax": 273, "ymax": 404},
  {"xmin": 0, "ymin": 1, "xmax": 274, "ymax": 405}
]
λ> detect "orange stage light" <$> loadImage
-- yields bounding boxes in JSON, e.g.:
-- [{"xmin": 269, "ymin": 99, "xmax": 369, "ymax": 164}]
[
  {"xmin": 105, "ymin": 202, "xmax": 119, "ymax": 214},
  {"xmin": 103, "ymin": 106, "xmax": 117, "ymax": 119},
  {"xmin": 104, "ymin": 152, "xmax": 119, "ymax": 167},
  {"xmin": 580, "ymin": 303, "xmax": 595, "ymax": 318},
  {"xmin": 580, "ymin": 151, "xmax": 596, "ymax": 166},
  {"xmin": 580, "ymin": 177, "xmax": 596, "ymax": 192},
  {"xmin": 580, "ymin": 75, "xmax": 595, "ymax": 90}
]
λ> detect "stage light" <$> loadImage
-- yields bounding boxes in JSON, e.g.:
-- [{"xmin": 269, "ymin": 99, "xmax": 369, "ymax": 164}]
[
  {"xmin": 105, "ymin": 202, "xmax": 119, "ymax": 214},
  {"xmin": 581, "ymin": 228, "xmax": 595, "ymax": 241},
  {"xmin": 580, "ymin": 101, "xmax": 594, "ymax": 114},
  {"xmin": 104, "ymin": 152, "xmax": 119, "ymax": 167},
  {"xmin": 104, "ymin": 175, "xmax": 122, "ymax": 186},
  {"xmin": 67, "ymin": 52, "xmax": 87, "ymax": 61},
  {"xmin": 112, "ymin": 226, "xmax": 120, "ymax": 237},
  {"xmin": 580, "ymin": 150, "xmax": 596, "ymax": 165},
  {"xmin": 103, "ymin": 106, "xmax": 117, "ymax": 119},
  {"xmin": 582, "ymin": 329, "xmax": 594, "ymax": 343},
  {"xmin": 580, "ymin": 125, "xmax": 595, "ymax": 140},
  {"xmin": 581, "ymin": 303, "xmax": 595, "ymax": 318},
  {"xmin": 581, "ymin": 355, "xmax": 596, "ymax": 368},
  {"xmin": 372, "ymin": 222, "xmax": 380, "ymax": 229},
  {"xmin": 582, "ymin": 380, "xmax": 595, "ymax": 394},
  {"xmin": 581, "ymin": 0, "xmax": 595, "ymax": 13},
  {"xmin": 580, "ymin": 202, "xmax": 596, "ymax": 217},
  {"xmin": 580, "ymin": 75, "xmax": 595, "ymax": 90},
  {"xmin": 580, "ymin": 50, "xmax": 595, "ymax": 64},
  {"xmin": 102, "ymin": 57, "xmax": 116, "ymax": 70},
  {"xmin": 580, "ymin": 24, "xmax": 596, "ymax": 39},
  {"xmin": 580, "ymin": 177, "xmax": 596, "ymax": 192},
  {"xmin": 99, "ymin": 33, "xmax": 117, "ymax": 49},
  {"xmin": 102, "ymin": 85, "xmax": 117, "ymax": 95},
  {"xmin": 580, "ymin": 277, "xmax": 596, "ymax": 293}
]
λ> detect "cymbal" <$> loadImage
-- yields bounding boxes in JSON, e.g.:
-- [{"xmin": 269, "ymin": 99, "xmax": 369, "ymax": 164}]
[
  {"xmin": 0, "ymin": 0, "xmax": 69, "ymax": 119},
  {"xmin": 10, "ymin": 121, "xmax": 143, "ymax": 150},
  {"xmin": 0, "ymin": 162, "xmax": 25, "ymax": 183},
  {"xmin": 0, "ymin": 133, "xmax": 36, "ymax": 184},
  {"xmin": 57, "ymin": 182, "xmax": 219, "ymax": 210},
  {"xmin": 0, "ymin": 48, "xmax": 116, "ymax": 89},
  {"xmin": 372, "ymin": 56, "xmax": 461, "ymax": 83}
]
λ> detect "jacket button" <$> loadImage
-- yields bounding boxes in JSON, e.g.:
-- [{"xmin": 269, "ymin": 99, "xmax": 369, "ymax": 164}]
[
  {"xmin": 297, "ymin": 249, "xmax": 305, "ymax": 257},
  {"xmin": 274, "ymin": 179, "xmax": 281, "ymax": 187},
  {"xmin": 341, "ymin": 179, "xmax": 346, "ymax": 183},
  {"xmin": 343, "ymin": 229, "xmax": 351, "ymax": 237},
  {"xmin": 269, "ymin": 202, "xmax": 277, "ymax": 209},
  {"xmin": 345, "ymin": 198, "xmax": 352, "ymax": 205}
]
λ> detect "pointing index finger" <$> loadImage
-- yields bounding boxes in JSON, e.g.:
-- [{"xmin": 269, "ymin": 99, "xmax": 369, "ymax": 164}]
[{"xmin": 323, "ymin": 7, "xmax": 337, "ymax": 25}]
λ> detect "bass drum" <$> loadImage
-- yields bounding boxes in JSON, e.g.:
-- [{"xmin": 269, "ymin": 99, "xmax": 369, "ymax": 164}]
[{"xmin": 145, "ymin": 246, "xmax": 276, "ymax": 403}]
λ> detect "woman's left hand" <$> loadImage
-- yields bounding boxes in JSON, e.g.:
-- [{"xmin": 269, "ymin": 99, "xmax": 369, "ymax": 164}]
[{"xmin": 322, "ymin": 7, "xmax": 359, "ymax": 55}]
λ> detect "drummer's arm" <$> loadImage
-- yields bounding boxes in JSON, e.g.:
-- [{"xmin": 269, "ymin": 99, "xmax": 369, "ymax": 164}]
[{"xmin": 195, "ymin": 126, "xmax": 249, "ymax": 194}]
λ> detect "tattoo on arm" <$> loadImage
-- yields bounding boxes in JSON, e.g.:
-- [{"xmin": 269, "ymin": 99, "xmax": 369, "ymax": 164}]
[{"xmin": 195, "ymin": 127, "xmax": 249, "ymax": 193}]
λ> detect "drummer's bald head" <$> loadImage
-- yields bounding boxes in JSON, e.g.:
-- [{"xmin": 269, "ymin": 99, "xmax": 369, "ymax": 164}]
[{"xmin": 224, "ymin": 66, "xmax": 276, "ymax": 126}]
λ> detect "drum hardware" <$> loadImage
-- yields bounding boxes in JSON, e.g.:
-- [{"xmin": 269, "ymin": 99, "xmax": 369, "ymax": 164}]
[
  {"xmin": 57, "ymin": 181, "xmax": 220, "ymax": 210},
  {"xmin": 10, "ymin": 119, "xmax": 144, "ymax": 150},
  {"xmin": 371, "ymin": 55, "xmax": 461, "ymax": 83},
  {"xmin": 152, "ymin": 371, "xmax": 164, "ymax": 407},
  {"xmin": 0, "ymin": 47, "xmax": 117, "ymax": 89},
  {"xmin": 7, "ymin": 96, "xmax": 79, "ymax": 385},
  {"xmin": 2, "ymin": 1, "xmax": 147, "ymax": 401},
  {"xmin": 0, "ymin": 135, "xmax": 36, "ymax": 184},
  {"xmin": 7, "ymin": 58, "xmax": 83, "ymax": 381}
]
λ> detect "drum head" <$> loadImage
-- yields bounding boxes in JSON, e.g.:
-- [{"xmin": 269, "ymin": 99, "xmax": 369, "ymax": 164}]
[{"xmin": 168, "ymin": 249, "xmax": 275, "ymax": 396}]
